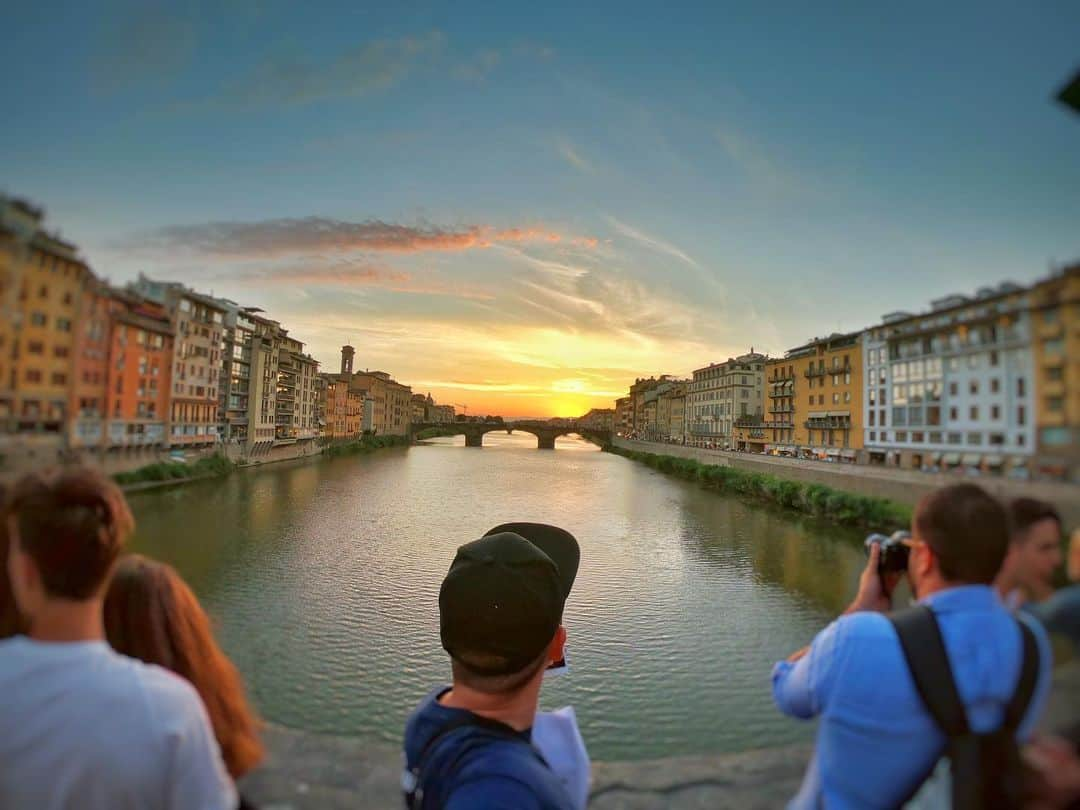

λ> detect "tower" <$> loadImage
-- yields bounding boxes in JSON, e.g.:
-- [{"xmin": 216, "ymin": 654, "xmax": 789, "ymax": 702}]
[{"xmin": 341, "ymin": 344, "xmax": 355, "ymax": 376}]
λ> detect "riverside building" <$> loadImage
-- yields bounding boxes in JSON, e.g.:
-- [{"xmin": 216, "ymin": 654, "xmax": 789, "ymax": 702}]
[
  {"xmin": 765, "ymin": 333, "xmax": 863, "ymax": 462},
  {"xmin": 131, "ymin": 275, "xmax": 226, "ymax": 448},
  {"xmin": 687, "ymin": 352, "xmax": 766, "ymax": 448},
  {"xmin": 1029, "ymin": 263, "xmax": 1080, "ymax": 481},
  {"xmin": 862, "ymin": 282, "xmax": 1035, "ymax": 475}
]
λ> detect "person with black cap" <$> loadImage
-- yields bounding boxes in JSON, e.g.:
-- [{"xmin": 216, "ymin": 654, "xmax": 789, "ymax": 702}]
[{"xmin": 402, "ymin": 523, "xmax": 581, "ymax": 809}]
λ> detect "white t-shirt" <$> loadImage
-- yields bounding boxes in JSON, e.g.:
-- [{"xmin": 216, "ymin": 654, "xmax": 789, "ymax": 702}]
[{"xmin": 0, "ymin": 637, "xmax": 237, "ymax": 810}]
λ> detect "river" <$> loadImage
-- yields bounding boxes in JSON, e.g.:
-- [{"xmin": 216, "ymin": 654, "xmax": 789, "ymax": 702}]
[{"xmin": 127, "ymin": 432, "xmax": 869, "ymax": 761}]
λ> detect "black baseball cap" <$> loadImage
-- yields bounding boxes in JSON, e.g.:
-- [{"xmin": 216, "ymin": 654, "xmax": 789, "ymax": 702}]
[{"xmin": 439, "ymin": 523, "xmax": 580, "ymax": 676}]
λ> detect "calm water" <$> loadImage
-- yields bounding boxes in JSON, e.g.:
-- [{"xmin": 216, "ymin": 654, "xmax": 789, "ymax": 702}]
[{"xmin": 128, "ymin": 433, "xmax": 867, "ymax": 760}]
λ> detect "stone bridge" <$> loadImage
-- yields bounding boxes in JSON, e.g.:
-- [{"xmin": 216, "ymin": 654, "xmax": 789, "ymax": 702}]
[{"xmin": 411, "ymin": 421, "xmax": 609, "ymax": 449}]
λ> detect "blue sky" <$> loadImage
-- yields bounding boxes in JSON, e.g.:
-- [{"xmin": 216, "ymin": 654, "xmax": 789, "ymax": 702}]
[{"xmin": 5, "ymin": 1, "xmax": 1078, "ymax": 415}]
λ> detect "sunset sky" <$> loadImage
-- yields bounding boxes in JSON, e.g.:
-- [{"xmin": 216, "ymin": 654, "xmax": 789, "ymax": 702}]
[{"xmin": 5, "ymin": 2, "xmax": 1079, "ymax": 417}]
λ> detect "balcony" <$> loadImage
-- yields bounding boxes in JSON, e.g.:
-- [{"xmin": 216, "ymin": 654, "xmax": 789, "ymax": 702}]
[
  {"xmin": 769, "ymin": 372, "xmax": 795, "ymax": 383},
  {"xmin": 768, "ymin": 405, "xmax": 794, "ymax": 414},
  {"xmin": 735, "ymin": 416, "xmax": 764, "ymax": 428},
  {"xmin": 804, "ymin": 366, "xmax": 827, "ymax": 378},
  {"xmin": 805, "ymin": 417, "xmax": 852, "ymax": 430}
]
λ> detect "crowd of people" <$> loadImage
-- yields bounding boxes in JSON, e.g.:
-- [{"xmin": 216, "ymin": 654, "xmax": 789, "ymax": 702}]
[{"xmin": 0, "ymin": 466, "xmax": 1079, "ymax": 808}]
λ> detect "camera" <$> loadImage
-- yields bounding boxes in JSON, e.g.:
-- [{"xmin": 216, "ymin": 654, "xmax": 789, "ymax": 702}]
[{"xmin": 864, "ymin": 531, "xmax": 913, "ymax": 576}]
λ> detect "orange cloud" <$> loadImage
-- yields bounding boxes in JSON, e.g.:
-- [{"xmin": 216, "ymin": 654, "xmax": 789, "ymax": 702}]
[{"xmin": 125, "ymin": 217, "xmax": 589, "ymax": 258}]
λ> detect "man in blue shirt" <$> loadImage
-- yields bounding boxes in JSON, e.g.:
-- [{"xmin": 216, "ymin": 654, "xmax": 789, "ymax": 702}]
[
  {"xmin": 403, "ymin": 523, "xmax": 580, "ymax": 809},
  {"xmin": 773, "ymin": 483, "xmax": 1052, "ymax": 809}
]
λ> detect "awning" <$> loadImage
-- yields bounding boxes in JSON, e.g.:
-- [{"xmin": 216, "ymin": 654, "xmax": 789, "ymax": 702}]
[
  {"xmin": 930, "ymin": 452, "xmax": 943, "ymax": 463},
  {"xmin": 1009, "ymin": 457, "xmax": 1028, "ymax": 468},
  {"xmin": 827, "ymin": 410, "xmax": 849, "ymax": 417},
  {"xmin": 985, "ymin": 455, "xmax": 1004, "ymax": 467},
  {"xmin": 808, "ymin": 411, "xmax": 828, "ymax": 419},
  {"xmin": 943, "ymin": 453, "xmax": 961, "ymax": 465},
  {"xmin": 826, "ymin": 448, "xmax": 841, "ymax": 456},
  {"xmin": 961, "ymin": 453, "xmax": 982, "ymax": 466},
  {"xmin": 841, "ymin": 449, "xmax": 857, "ymax": 458}
]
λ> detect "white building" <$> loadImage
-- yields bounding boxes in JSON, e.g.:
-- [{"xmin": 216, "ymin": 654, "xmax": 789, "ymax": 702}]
[
  {"xmin": 862, "ymin": 282, "xmax": 1035, "ymax": 475},
  {"xmin": 687, "ymin": 352, "xmax": 766, "ymax": 447}
]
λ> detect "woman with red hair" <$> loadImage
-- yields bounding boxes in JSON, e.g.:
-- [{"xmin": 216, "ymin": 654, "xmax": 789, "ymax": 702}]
[{"xmin": 104, "ymin": 555, "xmax": 264, "ymax": 799}]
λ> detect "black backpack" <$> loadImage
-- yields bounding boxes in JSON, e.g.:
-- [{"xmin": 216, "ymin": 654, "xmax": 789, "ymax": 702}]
[
  {"xmin": 890, "ymin": 605, "xmax": 1040, "ymax": 809},
  {"xmin": 403, "ymin": 713, "xmax": 551, "ymax": 809}
]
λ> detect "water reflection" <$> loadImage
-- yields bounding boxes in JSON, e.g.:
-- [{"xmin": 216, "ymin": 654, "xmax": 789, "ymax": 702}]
[{"xmin": 127, "ymin": 439, "xmax": 864, "ymax": 760}]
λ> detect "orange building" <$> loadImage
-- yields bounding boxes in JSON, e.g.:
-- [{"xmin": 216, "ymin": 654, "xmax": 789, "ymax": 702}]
[
  {"xmin": 68, "ymin": 276, "xmax": 113, "ymax": 452},
  {"xmin": 104, "ymin": 292, "xmax": 174, "ymax": 449},
  {"xmin": 322, "ymin": 376, "xmax": 362, "ymax": 439},
  {"xmin": 7, "ymin": 230, "xmax": 93, "ymax": 434}
]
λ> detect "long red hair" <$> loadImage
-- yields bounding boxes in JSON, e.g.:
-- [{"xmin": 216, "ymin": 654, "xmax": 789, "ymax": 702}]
[{"xmin": 104, "ymin": 554, "xmax": 264, "ymax": 779}]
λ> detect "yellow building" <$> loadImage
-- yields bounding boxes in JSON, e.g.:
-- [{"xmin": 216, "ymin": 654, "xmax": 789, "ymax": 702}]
[
  {"xmin": 1030, "ymin": 263, "xmax": 1080, "ymax": 481},
  {"xmin": 5, "ymin": 228, "xmax": 92, "ymax": 435},
  {"xmin": 766, "ymin": 332, "xmax": 864, "ymax": 462}
]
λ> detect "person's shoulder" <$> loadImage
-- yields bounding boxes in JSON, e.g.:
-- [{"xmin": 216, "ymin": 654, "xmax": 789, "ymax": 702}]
[
  {"xmin": 108, "ymin": 653, "xmax": 209, "ymax": 728},
  {"xmin": 450, "ymin": 743, "xmax": 563, "ymax": 810},
  {"xmin": 826, "ymin": 610, "xmax": 896, "ymax": 648},
  {"xmin": 445, "ymin": 774, "xmax": 546, "ymax": 810}
]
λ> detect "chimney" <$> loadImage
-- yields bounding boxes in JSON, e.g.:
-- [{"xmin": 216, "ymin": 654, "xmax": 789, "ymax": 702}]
[{"xmin": 341, "ymin": 345, "xmax": 355, "ymax": 376}]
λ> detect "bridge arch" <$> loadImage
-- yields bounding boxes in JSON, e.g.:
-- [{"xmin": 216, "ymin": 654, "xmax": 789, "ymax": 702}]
[{"xmin": 410, "ymin": 422, "xmax": 605, "ymax": 449}]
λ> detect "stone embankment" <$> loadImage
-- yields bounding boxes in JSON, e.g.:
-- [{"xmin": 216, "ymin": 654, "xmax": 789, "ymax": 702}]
[
  {"xmin": 614, "ymin": 438, "xmax": 1080, "ymax": 528},
  {"xmin": 241, "ymin": 663, "xmax": 1080, "ymax": 808},
  {"xmin": 241, "ymin": 728, "xmax": 809, "ymax": 809}
]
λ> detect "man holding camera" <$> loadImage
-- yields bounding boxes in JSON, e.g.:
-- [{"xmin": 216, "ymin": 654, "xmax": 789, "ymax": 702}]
[{"xmin": 772, "ymin": 483, "xmax": 1052, "ymax": 808}]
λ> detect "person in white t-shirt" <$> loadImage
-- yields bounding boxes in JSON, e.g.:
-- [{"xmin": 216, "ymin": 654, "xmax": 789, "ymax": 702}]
[{"xmin": 0, "ymin": 466, "xmax": 237, "ymax": 810}]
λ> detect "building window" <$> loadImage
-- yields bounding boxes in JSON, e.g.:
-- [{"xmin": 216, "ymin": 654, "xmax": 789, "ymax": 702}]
[
  {"xmin": 990, "ymin": 351, "xmax": 999, "ymax": 367},
  {"xmin": 967, "ymin": 433, "xmax": 983, "ymax": 446},
  {"xmin": 51, "ymin": 372, "xmax": 66, "ymax": 385},
  {"xmin": 1047, "ymin": 397, "xmax": 1064, "ymax": 413},
  {"xmin": 929, "ymin": 431, "xmax": 943, "ymax": 443},
  {"xmin": 1018, "ymin": 434, "xmax": 1026, "ymax": 447},
  {"xmin": 895, "ymin": 431, "xmax": 908, "ymax": 442},
  {"xmin": 989, "ymin": 433, "xmax": 1005, "ymax": 446},
  {"xmin": 947, "ymin": 433, "xmax": 962, "ymax": 445},
  {"xmin": 892, "ymin": 407, "xmax": 907, "ymax": 426},
  {"xmin": 31, "ymin": 312, "xmax": 47, "ymax": 327},
  {"xmin": 879, "ymin": 408, "xmax": 886, "ymax": 425},
  {"xmin": 56, "ymin": 318, "xmax": 72, "ymax": 332},
  {"xmin": 912, "ymin": 432, "xmax": 925, "ymax": 443},
  {"xmin": 1017, "ymin": 378, "xmax": 1026, "ymax": 397},
  {"xmin": 1043, "ymin": 338, "xmax": 1064, "ymax": 355},
  {"xmin": 990, "ymin": 378, "xmax": 1000, "ymax": 394},
  {"xmin": 1017, "ymin": 406, "xmax": 1026, "ymax": 426},
  {"xmin": 869, "ymin": 410, "xmax": 876, "ymax": 426},
  {"xmin": 832, "ymin": 393, "xmax": 839, "ymax": 404},
  {"xmin": 1041, "ymin": 427, "xmax": 1070, "ymax": 446},
  {"xmin": 25, "ymin": 369, "xmax": 42, "ymax": 383},
  {"xmin": 970, "ymin": 406, "xmax": 979, "ymax": 420},
  {"xmin": 927, "ymin": 406, "xmax": 941, "ymax": 426},
  {"xmin": 54, "ymin": 346, "xmax": 69, "ymax": 358},
  {"xmin": 949, "ymin": 407, "xmax": 958, "ymax": 420},
  {"xmin": 27, "ymin": 341, "xmax": 44, "ymax": 354},
  {"xmin": 969, "ymin": 381, "xmax": 978, "ymax": 396}
]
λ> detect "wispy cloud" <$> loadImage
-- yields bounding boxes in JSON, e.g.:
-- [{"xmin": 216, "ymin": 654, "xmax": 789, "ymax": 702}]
[
  {"xmin": 122, "ymin": 217, "xmax": 584, "ymax": 258},
  {"xmin": 454, "ymin": 49, "xmax": 502, "ymax": 81},
  {"xmin": 605, "ymin": 216, "xmax": 700, "ymax": 269},
  {"xmin": 92, "ymin": 6, "xmax": 196, "ymax": 92},
  {"xmin": 556, "ymin": 137, "xmax": 596, "ymax": 175},
  {"xmin": 223, "ymin": 31, "xmax": 445, "ymax": 107},
  {"xmin": 185, "ymin": 258, "xmax": 497, "ymax": 301},
  {"xmin": 714, "ymin": 124, "xmax": 806, "ymax": 195}
]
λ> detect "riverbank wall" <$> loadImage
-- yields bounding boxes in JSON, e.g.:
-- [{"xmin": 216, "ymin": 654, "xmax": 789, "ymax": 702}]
[
  {"xmin": 613, "ymin": 438, "xmax": 1080, "ymax": 528},
  {"xmin": 240, "ymin": 662, "xmax": 1080, "ymax": 808},
  {"xmin": 240, "ymin": 726, "xmax": 811, "ymax": 809}
]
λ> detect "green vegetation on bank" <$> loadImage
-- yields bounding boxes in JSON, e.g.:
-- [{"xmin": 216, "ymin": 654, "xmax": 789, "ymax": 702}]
[
  {"xmin": 608, "ymin": 445, "xmax": 912, "ymax": 530},
  {"xmin": 414, "ymin": 427, "xmax": 462, "ymax": 440},
  {"xmin": 322, "ymin": 434, "xmax": 411, "ymax": 457},
  {"xmin": 114, "ymin": 453, "xmax": 234, "ymax": 486}
]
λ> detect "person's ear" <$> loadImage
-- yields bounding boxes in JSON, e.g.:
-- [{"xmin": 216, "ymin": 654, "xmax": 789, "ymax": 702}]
[{"xmin": 548, "ymin": 625, "xmax": 567, "ymax": 663}]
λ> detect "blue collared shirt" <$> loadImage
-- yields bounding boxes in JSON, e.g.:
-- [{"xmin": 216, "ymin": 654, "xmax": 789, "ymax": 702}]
[{"xmin": 772, "ymin": 585, "xmax": 1052, "ymax": 810}]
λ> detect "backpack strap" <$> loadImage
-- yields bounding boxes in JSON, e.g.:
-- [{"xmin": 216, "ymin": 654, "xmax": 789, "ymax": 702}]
[
  {"xmin": 1002, "ymin": 618, "xmax": 1039, "ymax": 733},
  {"xmin": 890, "ymin": 605, "xmax": 969, "ymax": 735},
  {"xmin": 403, "ymin": 713, "xmax": 547, "ymax": 809}
]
